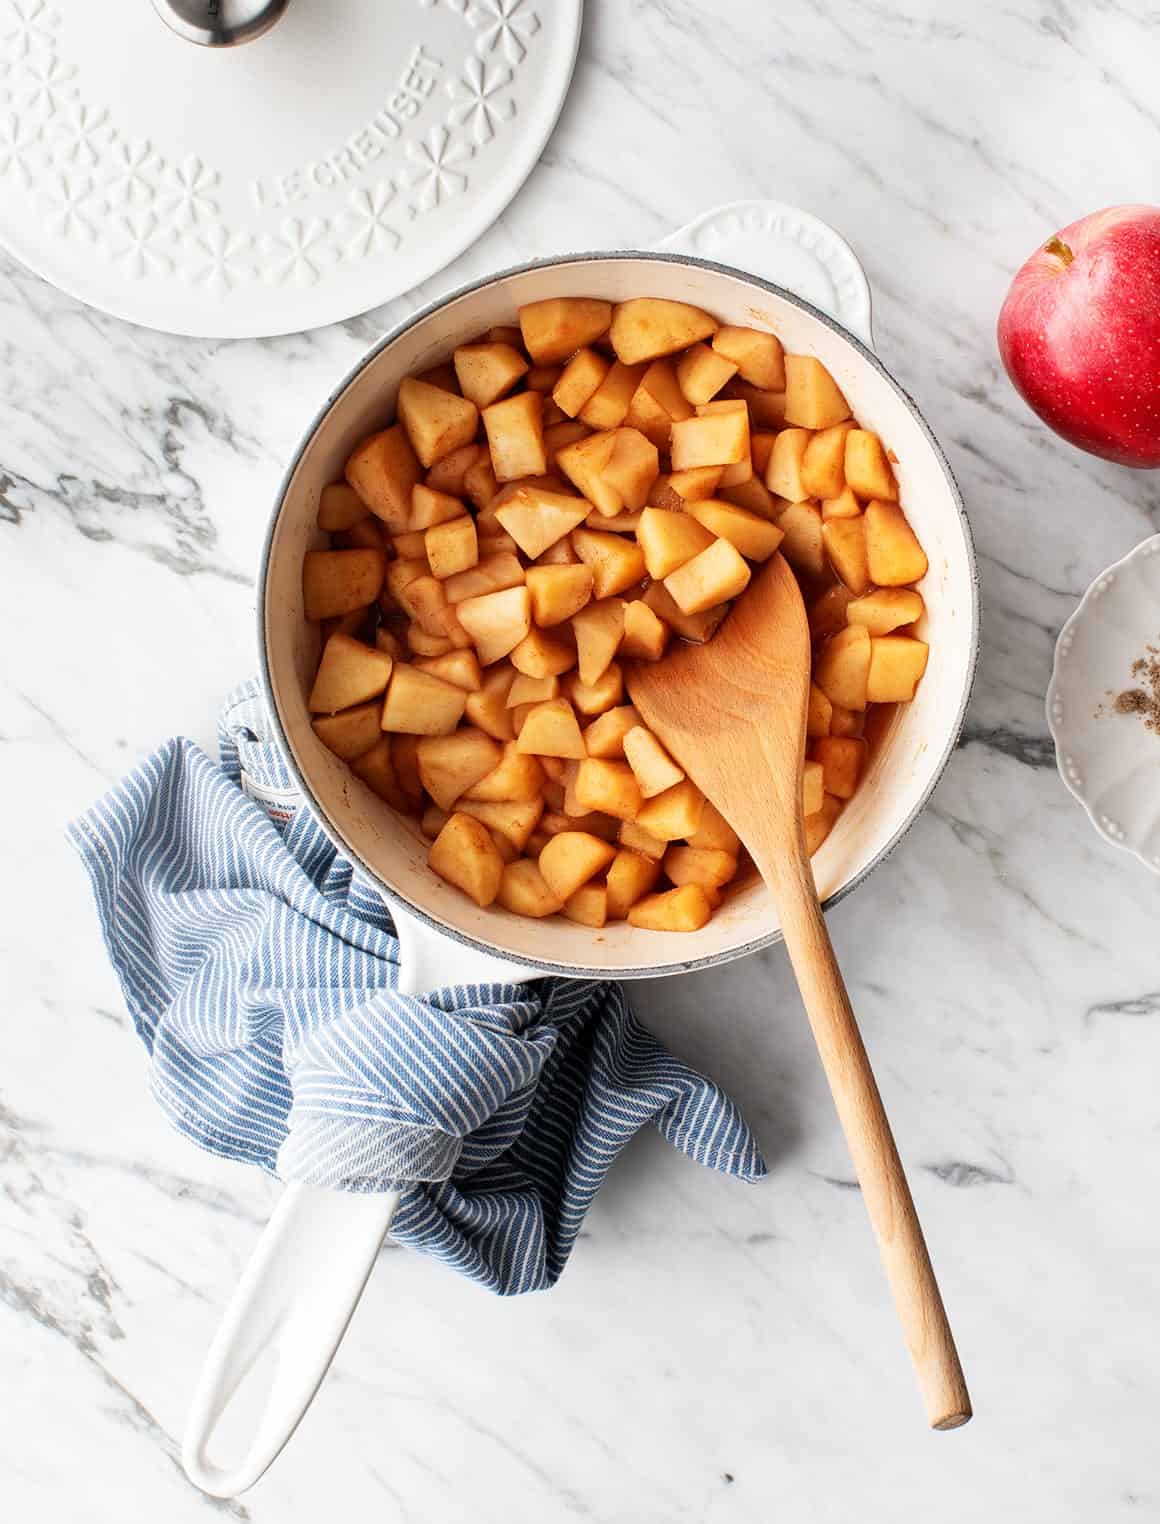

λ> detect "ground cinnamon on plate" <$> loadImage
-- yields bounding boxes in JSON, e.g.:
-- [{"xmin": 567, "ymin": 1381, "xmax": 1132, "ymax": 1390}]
[{"xmin": 1113, "ymin": 643, "xmax": 1160, "ymax": 734}]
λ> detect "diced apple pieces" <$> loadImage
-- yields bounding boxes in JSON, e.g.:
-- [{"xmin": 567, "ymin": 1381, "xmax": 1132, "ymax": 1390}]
[
  {"xmin": 552, "ymin": 348, "xmax": 611, "ymax": 417},
  {"xmin": 444, "ymin": 551, "xmax": 525, "ymax": 605},
  {"xmin": 407, "ymin": 624, "xmax": 453, "ymax": 657},
  {"xmin": 573, "ymin": 758, "xmax": 643, "ymax": 821},
  {"xmin": 664, "ymin": 537, "xmax": 751, "ymax": 615},
  {"xmin": 539, "ymin": 831, "xmax": 618, "ymax": 901},
  {"xmin": 318, "ymin": 482, "xmax": 369, "ymax": 531},
  {"xmin": 812, "ymin": 736, "xmax": 866, "ymax": 800},
  {"xmin": 518, "ymin": 298, "xmax": 612, "ymax": 364},
  {"xmin": 463, "ymin": 452, "xmax": 499, "ymax": 510},
  {"xmin": 670, "ymin": 402, "xmax": 749, "ymax": 469},
  {"xmin": 335, "ymin": 517, "xmax": 387, "ymax": 552},
  {"xmin": 345, "ymin": 425, "xmax": 422, "ymax": 530},
  {"xmin": 515, "ymin": 697, "xmax": 587, "ymax": 759},
  {"xmin": 397, "ymin": 377, "xmax": 479, "ymax": 470},
  {"xmin": 452, "ymin": 342, "xmax": 528, "ymax": 408},
  {"xmin": 830, "ymin": 706, "xmax": 863, "ymax": 738},
  {"xmin": 620, "ymin": 599, "xmax": 669, "ymax": 661},
  {"xmin": 493, "ymin": 485, "xmax": 589, "ymax": 559},
  {"xmin": 802, "ymin": 759, "xmax": 825, "ymax": 817},
  {"xmin": 635, "ymin": 778, "xmax": 705, "ymax": 841},
  {"xmin": 844, "ymin": 430, "xmax": 898, "ymax": 501},
  {"xmin": 416, "ymin": 729, "xmax": 502, "ymax": 811},
  {"xmin": 727, "ymin": 380, "xmax": 787, "ymax": 429},
  {"xmin": 410, "ymin": 483, "xmax": 466, "ymax": 531},
  {"xmin": 784, "ymin": 354, "xmax": 851, "ymax": 429},
  {"xmin": 426, "ymin": 515, "xmax": 478, "ymax": 579},
  {"xmin": 510, "ymin": 624, "xmax": 577, "ymax": 679},
  {"xmin": 805, "ymin": 795, "xmax": 844, "ymax": 856},
  {"xmin": 303, "ymin": 549, "xmax": 385, "ymax": 620},
  {"xmin": 822, "ymin": 516, "xmax": 871, "ymax": 595},
  {"xmin": 821, "ymin": 485, "xmax": 860, "ymax": 520},
  {"xmin": 623, "ymin": 726, "xmax": 684, "ymax": 798},
  {"xmin": 571, "ymin": 597, "xmax": 625, "ymax": 685},
  {"xmin": 350, "ymin": 736, "xmax": 411, "ymax": 813},
  {"xmin": 846, "ymin": 588, "xmax": 925, "ymax": 635},
  {"xmin": 563, "ymin": 882, "xmax": 608, "ymax": 927},
  {"xmin": 865, "ymin": 501, "xmax": 928, "ymax": 585},
  {"xmin": 637, "ymin": 507, "xmax": 714, "ymax": 579},
  {"xmin": 648, "ymin": 465, "xmax": 724, "ymax": 511},
  {"xmin": 641, "ymin": 580, "xmax": 728, "ymax": 643},
  {"xmin": 308, "ymin": 633, "xmax": 393, "ymax": 714},
  {"xmin": 483, "ymin": 392, "xmax": 547, "ymax": 482},
  {"xmin": 464, "ymin": 665, "xmax": 516, "ymax": 741},
  {"xmin": 556, "ymin": 431, "xmax": 621, "ymax": 517},
  {"xmin": 609, "ymin": 298, "xmax": 718, "ymax": 364},
  {"xmin": 456, "ymin": 585, "xmax": 532, "ymax": 665},
  {"xmin": 565, "ymin": 662, "xmax": 624, "ymax": 717},
  {"xmin": 428, "ymin": 813, "xmax": 504, "ymax": 907},
  {"xmin": 312, "ymin": 700, "xmax": 383, "ymax": 761},
  {"xmin": 675, "ymin": 342, "xmax": 738, "ymax": 405},
  {"xmin": 809, "ymin": 583, "xmax": 853, "ymax": 639},
  {"xmin": 712, "ymin": 325, "xmax": 785, "ymax": 390},
  {"xmin": 497, "ymin": 858, "xmax": 562, "ymax": 918},
  {"xmin": 583, "ymin": 704, "xmax": 640, "ymax": 759},
  {"xmin": 414, "ymin": 649, "xmax": 482, "ymax": 691},
  {"xmin": 814, "ymin": 624, "xmax": 871, "ymax": 712},
  {"xmin": 572, "ymin": 526, "xmax": 647, "ymax": 598},
  {"xmin": 627, "ymin": 884, "xmax": 712, "ymax": 932},
  {"xmin": 777, "ymin": 502, "xmax": 827, "ymax": 580},
  {"xmin": 381, "ymin": 664, "xmax": 468, "ymax": 734},
  {"xmin": 605, "ymin": 850, "xmax": 662, "ymax": 919},
  {"xmin": 579, "ymin": 362, "xmax": 647, "ymax": 431},
  {"xmin": 465, "ymin": 741, "xmax": 544, "ymax": 802},
  {"xmin": 807, "ymin": 682, "xmax": 833, "ymax": 739},
  {"xmin": 507, "ymin": 673, "xmax": 558, "ymax": 708},
  {"xmin": 867, "ymin": 636, "xmax": 929, "ymax": 702},
  {"xmin": 686, "ymin": 499, "xmax": 784, "ymax": 561},
  {"xmin": 765, "ymin": 428, "xmax": 811, "ymax": 502},
  {"xmin": 637, "ymin": 358, "xmax": 694, "ymax": 420},
  {"xmin": 801, "ymin": 422, "xmax": 855, "ymax": 500},
  {"xmin": 457, "ymin": 796, "xmax": 544, "ymax": 851},
  {"xmin": 687, "ymin": 800, "xmax": 740, "ymax": 854},
  {"xmin": 664, "ymin": 844, "xmax": 738, "ymax": 890},
  {"xmin": 601, "ymin": 427, "xmax": 660, "ymax": 510},
  {"xmin": 527, "ymin": 564, "xmax": 594, "ymax": 627},
  {"xmin": 426, "ymin": 442, "xmax": 485, "ymax": 498}
]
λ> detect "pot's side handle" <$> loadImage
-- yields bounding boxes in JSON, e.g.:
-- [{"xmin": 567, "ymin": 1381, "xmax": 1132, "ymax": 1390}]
[
  {"xmin": 182, "ymin": 915, "xmax": 542, "ymax": 1499},
  {"xmin": 656, "ymin": 199, "xmax": 875, "ymax": 351}
]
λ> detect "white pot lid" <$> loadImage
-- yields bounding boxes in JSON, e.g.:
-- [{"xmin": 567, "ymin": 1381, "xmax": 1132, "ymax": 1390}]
[{"xmin": 0, "ymin": 0, "xmax": 581, "ymax": 337}]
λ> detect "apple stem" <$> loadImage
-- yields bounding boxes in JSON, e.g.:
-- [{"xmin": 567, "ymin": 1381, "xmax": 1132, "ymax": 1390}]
[{"xmin": 1044, "ymin": 235, "xmax": 1074, "ymax": 268}]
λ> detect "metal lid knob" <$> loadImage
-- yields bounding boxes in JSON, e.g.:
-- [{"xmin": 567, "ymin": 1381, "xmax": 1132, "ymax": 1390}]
[{"xmin": 152, "ymin": 0, "xmax": 288, "ymax": 46}]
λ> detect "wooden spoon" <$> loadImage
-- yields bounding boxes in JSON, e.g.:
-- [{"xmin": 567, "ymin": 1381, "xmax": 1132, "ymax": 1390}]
[{"xmin": 626, "ymin": 553, "xmax": 971, "ymax": 1431}]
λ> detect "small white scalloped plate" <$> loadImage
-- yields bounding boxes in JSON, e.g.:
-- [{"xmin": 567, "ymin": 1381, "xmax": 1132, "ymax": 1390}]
[{"xmin": 1047, "ymin": 534, "xmax": 1160, "ymax": 873}]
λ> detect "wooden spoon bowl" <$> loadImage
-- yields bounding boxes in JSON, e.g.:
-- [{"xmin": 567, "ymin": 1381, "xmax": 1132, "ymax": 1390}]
[{"xmin": 627, "ymin": 553, "xmax": 972, "ymax": 1431}]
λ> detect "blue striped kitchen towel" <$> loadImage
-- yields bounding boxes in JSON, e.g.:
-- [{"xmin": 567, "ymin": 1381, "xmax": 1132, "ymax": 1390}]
[{"xmin": 68, "ymin": 680, "xmax": 765, "ymax": 1294}]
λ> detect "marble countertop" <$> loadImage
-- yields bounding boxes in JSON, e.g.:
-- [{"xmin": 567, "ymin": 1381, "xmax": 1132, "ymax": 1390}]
[{"xmin": 4, "ymin": 2, "xmax": 1160, "ymax": 1519}]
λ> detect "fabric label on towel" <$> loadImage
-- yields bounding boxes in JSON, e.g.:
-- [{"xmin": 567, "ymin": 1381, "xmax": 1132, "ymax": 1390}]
[{"xmin": 239, "ymin": 770, "xmax": 303, "ymax": 832}]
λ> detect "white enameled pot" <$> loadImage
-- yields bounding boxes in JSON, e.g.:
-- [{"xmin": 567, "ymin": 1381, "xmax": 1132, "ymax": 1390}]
[{"xmin": 182, "ymin": 202, "xmax": 979, "ymax": 1497}]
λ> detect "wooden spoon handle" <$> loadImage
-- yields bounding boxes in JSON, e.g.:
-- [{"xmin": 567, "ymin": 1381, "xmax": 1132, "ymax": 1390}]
[{"xmin": 775, "ymin": 858, "xmax": 972, "ymax": 1430}]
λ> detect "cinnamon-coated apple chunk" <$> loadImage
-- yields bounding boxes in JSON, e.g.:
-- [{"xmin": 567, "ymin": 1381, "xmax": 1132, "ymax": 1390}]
[
  {"xmin": 311, "ymin": 700, "xmax": 383, "ymax": 761},
  {"xmin": 822, "ymin": 516, "xmax": 871, "ymax": 596},
  {"xmin": 622, "ymin": 726, "xmax": 684, "ymax": 798},
  {"xmin": 687, "ymin": 800, "xmax": 740, "ymax": 854},
  {"xmin": 844, "ymin": 430, "xmax": 898, "ymax": 501},
  {"xmin": 600, "ymin": 427, "xmax": 660, "ymax": 510},
  {"xmin": 428, "ymin": 813, "xmax": 505, "ymax": 907},
  {"xmin": 579, "ymin": 362, "xmax": 647, "ymax": 430},
  {"xmin": 345, "ymin": 425, "xmax": 422, "ymax": 529},
  {"xmin": 801, "ymin": 422, "xmax": 855, "ymax": 500},
  {"xmin": 663, "ymin": 844, "xmax": 738, "ymax": 891},
  {"xmin": 482, "ymin": 391, "xmax": 548, "ymax": 482},
  {"xmin": 455, "ymin": 585, "xmax": 532, "ymax": 666},
  {"xmin": 641, "ymin": 581, "xmax": 728, "ymax": 643},
  {"xmin": 812, "ymin": 736, "xmax": 866, "ymax": 800},
  {"xmin": 583, "ymin": 704, "xmax": 640, "ymax": 759},
  {"xmin": 308, "ymin": 633, "xmax": 393, "ymax": 713},
  {"xmin": 381, "ymin": 664, "xmax": 468, "ymax": 735},
  {"xmin": 636, "ymin": 507, "xmax": 714, "ymax": 579},
  {"xmin": 410, "ymin": 483, "xmax": 466, "ymax": 530},
  {"xmin": 538, "ymin": 831, "xmax": 617, "ymax": 902},
  {"xmin": 571, "ymin": 597, "xmax": 625, "ymax": 685},
  {"xmin": 318, "ymin": 482, "xmax": 369, "ymax": 532},
  {"xmin": 494, "ymin": 485, "xmax": 589, "ymax": 559},
  {"xmin": 805, "ymin": 795, "xmax": 844, "ymax": 856},
  {"xmin": 415, "ymin": 649, "xmax": 482, "ymax": 692},
  {"xmin": 571, "ymin": 526, "xmax": 646, "ymax": 598},
  {"xmin": 426, "ymin": 515, "xmax": 478, "ymax": 580},
  {"xmin": 675, "ymin": 342, "xmax": 738, "ymax": 405},
  {"xmin": 496, "ymin": 858, "xmax": 562, "ymax": 918},
  {"xmin": 866, "ymin": 636, "xmax": 929, "ymax": 702},
  {"xmin": 573, "ymin": 758, "xmax": 643, "ymax": 822},
  {"xmin": 712, "ymin": 326, "xmax": 785, "ymax": 390},
  {"xmin": 397, "ymin": 377, "xmax": 479, "ymax": 469},
  {"xmin": 845, "ymin": 588, "xmax": 925, "ymax": 635},
  {"xmin": 618, "ymin": 819, "xmax": 667, "ymax": 861},
  {"xmin": 802, "ymin": 759, "xmax": 825, "ymax": 817},
  {"xmin": 564, "ymin": 662, "xmax": 624, "ymax": 718},
  {"xmin": 526, "ymin": 564, "xmax": 594, "ymax": 627},
  {"xmin": 821, "ymin": 485, "xmax": 860, "ymax": 520},
  {"xmin": 784, "ymin": 354, "xmax": 851, "ymax": 430},
  {"xmin": 634, "ymin": 778, "xmax": 705, "ymax": 841},
  {"xmin": 864, "ymin": 501, "xmax": 928, "ymax": 585},
  {"xmin": 619, "ymin": 599, "xmax": 668, "ymax": 661},
  {"xmin": 627, "ymin": 884, "xmax": 713, "ymax": 932},
  {"xmin": 605, "ymin": 850, "xmax": 662, "ymax": 919},
  {"xmin": 515, "ymin": 697, "xmax": 587, "ymax": 759},
  {"xmin": 807, "ymin": 682, "xmax": 833, "ymax": 739},
  {"xmin": 562, "ymin": 882, "xmax": 608, "ymax": 928},
  {"xmin": 814, "ymin": 624, "xmax": 871, "ymax": 712},
  {"xmin": 457, "ymin": 796, "xmax": 544, "ymax": 852},
  {"xmin": 552, "ymin": 348, "xmax": 611, "ymax": 418},
  {"xmin": 452, "ymin": 341, "xmax": 528, "ymax": 408},
  {"xmin": 416, "ymin": 729, "xmax": 502, "ymax": 811},
  {"xmin": 350, "ymin": 736, "xmax": 412, "ymax": 813},
  {"xmin": 465, "ymin": 741, "xmax": 544, "ymax": 803},
  {"xmin": 425, "ymin": 442, "xmax": 485, "ymax": 498},
  {"xmin": 765, "ymin": 428, "xmax": 811, "ymax": 502},
  {"xmin": 664, "ymin": 536, "xmax": 751, "ymax": 615},
  {"xmin": 669, "ymin": 402, "xmax": 749, "ymax": 469},
  {"xmin": 776, "ymin": 502, "xmax": 827, "ymax": 580},
  {"xmin": 609, "ymin": 298, "xmax": 718, "ymax": 364},
  {"xmin": 510, "ymin": 624, "xmax": 576, "ymax": 680},
  {"xmin": 685, "ymin": 499, "xmax": 784, "ymax": 561},
  {"xmin": 555, "ymin": 431, "xmax": 621, "ymax": 517},
  {"xmin": 303, "ymin": 549, "xmax": 385, "ymax": 621},
  {"xmin": 443, "ymin": 551, "xmax": 525, "ymax": 605},
  {"xmin": 518, "ymin": 298, "xmax": 612, "ymax": 364}
]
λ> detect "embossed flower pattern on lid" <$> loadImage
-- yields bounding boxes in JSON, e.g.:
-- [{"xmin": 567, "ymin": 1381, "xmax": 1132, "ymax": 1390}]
[
  {"xmin": 447, "ymin": 57, "xmax": 516, "ymax": 144},
  {"xmin": 405, "ymin": 125, "xmax": 474, "ymax": 211}
]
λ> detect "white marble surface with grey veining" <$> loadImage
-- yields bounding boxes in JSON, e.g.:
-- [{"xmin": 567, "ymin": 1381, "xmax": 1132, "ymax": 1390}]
[{"xmin": 3, "ymin": 2, "xmax": 1160, "ymax": 1520}]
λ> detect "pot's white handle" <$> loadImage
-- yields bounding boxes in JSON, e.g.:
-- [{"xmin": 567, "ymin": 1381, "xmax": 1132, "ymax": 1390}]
[
  {"xmin": 656, "ymin": 198, "xmax": 875, "ymax": 351},
  {"xmin": 182, "ymin": 905, "xmax": 542, "ymax": 1497}
]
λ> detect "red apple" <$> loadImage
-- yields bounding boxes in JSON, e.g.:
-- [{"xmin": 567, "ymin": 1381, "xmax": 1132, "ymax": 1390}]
[{"xmin": 997, "ymin": 205, "xmax": 1160, "ymax": 467}]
